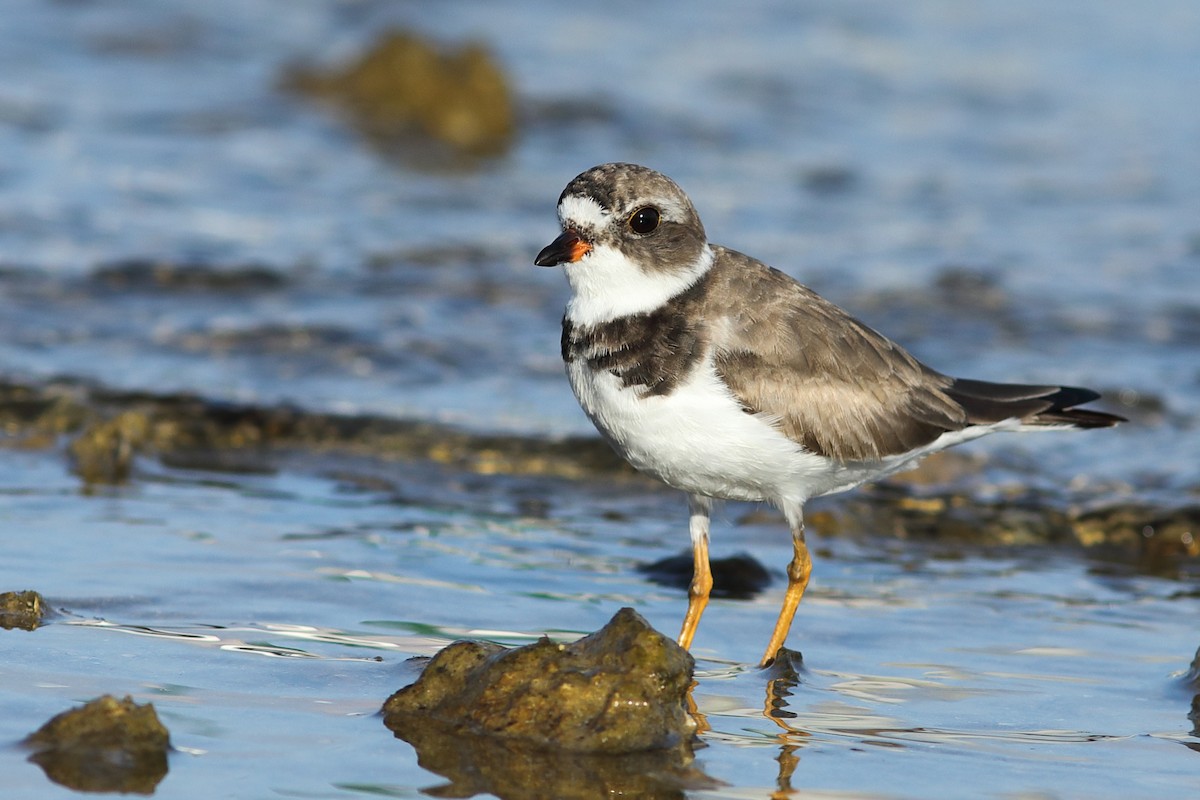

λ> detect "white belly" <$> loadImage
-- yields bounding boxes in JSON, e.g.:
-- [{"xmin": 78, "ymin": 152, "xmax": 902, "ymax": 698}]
[
  {"xmin": 565, "ymin": 357, "xmax": 1000, "ymax": 505},
  {"xmin": 567, "ymin": 358, "xmax": 867, "ymax": 504}
]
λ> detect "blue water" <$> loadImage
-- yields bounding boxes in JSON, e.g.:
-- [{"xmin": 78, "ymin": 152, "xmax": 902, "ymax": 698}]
[
  {"xmin": 1, "ymin": 447, "xmax": 1197, "ymax": 798},
  {"xmin": 1, "ymin": 1, "xmax": 1198, "ymax": 797}
]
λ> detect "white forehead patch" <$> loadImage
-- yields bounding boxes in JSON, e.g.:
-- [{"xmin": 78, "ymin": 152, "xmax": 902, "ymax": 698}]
[{"xmin": 558, "ymin": 194, "xmax": 610, "ymax": 231}]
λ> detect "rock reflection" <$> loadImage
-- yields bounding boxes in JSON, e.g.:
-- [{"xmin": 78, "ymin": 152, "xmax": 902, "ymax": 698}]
[
  {"xmin": 394, "ymin": 723, "xmax": 709, "ymax": 800},
  {"xmin": 28, "ymin": 748, "xmax": 167, "ymax": 796}
]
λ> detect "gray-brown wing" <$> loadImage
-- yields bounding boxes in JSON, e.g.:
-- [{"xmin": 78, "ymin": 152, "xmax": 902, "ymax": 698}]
[{"xmin": 706, "ymin": 250, "xmax": 967, "ymax": 462}]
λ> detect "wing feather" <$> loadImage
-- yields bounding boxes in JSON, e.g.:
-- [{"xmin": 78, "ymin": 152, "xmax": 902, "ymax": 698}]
[{"xmin": 706, "ymin": 248, "xmax": 965, "ymax": 462}]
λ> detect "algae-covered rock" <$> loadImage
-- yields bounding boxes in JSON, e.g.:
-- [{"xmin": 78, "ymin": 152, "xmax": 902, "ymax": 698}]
[
  {"xmin": 92, "ymin": 258, "xmax": 287, "ymax": 293},
  {"xmin": 24, "ymin": 694, "xmax": 170, "ymax": 794},
  {"xmin": 383, "ymin": 607, "xmax": 697, "ymax": 754},
  {"xmin": 285, "ymin": 29, "xmax": 515, "ymax": 159},
  {"xmin": 69, "ymin": 411, "xmax": 151, "ymax": 484},
  {"xmin": 0, "ymin": 589, "xmax": 47, "ymax": 630},
  {"xmin": 4, "ymin": 377, "xmax": 1195, "ymax": 564},
  {"xmin": 1071, "ymin": 504, "xmax": 1200, "ymax": 565}
]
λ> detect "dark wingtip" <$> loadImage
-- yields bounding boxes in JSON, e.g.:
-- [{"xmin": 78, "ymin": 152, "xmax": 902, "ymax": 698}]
[
  {"xmin": 947, "ymin": 379, "xmax": 1127, "ymax": 428},
  {"xmin": 1041, "ymin": 407, "xmax": 1127, "ymax": 428},
  {"xmin": 1040, "ymin": 385, "xmax": 1127, "ymax": 428}
]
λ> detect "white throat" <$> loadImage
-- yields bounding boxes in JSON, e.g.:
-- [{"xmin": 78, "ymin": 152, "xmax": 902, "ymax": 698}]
[{"xmin": 564, "ymin": 244, "xmax": 714, "ymax": 326}]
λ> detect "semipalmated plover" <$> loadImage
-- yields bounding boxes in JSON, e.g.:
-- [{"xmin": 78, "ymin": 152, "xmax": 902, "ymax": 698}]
[{"xmin": 535, "ymin": 162, "xmax": 1124, "ymax": 666}]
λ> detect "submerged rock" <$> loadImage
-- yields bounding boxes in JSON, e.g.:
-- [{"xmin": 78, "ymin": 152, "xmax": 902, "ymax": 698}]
[
  {"xmin": 0, "ymin": 589, "xmax": 47, "ymax": 630},
  {"xmin": 91, "ymin": 259, "xmax": 287, "ymax": 293},
  {"xmin": 383, "ymin": 607, "xmax": 697, "ymax": 753},
  {"xmin": 284, "ymin": 29, "xmax": 515, "ymax": 160},
  {"xmin": 24, "ymin": 695, "xmax": 170, "ymax": 794},
  {"xmin": 639, "ymin": 551, "xmax": 772, "ymax": 599}
]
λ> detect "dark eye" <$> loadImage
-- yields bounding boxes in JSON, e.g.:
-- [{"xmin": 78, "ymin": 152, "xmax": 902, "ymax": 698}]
[{"xmin": 628, "ymin": 207, "xmax": 661, "ymax": 235}]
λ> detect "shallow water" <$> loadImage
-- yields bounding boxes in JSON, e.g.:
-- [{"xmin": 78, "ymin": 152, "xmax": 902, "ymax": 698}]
[
  {"xmin": 2, "ymin": 448, "xmax": 1197, "ymax": 797},
  {"xmin": 1, "ymin": 0, "xmax": 1199, "ymax": 797}
]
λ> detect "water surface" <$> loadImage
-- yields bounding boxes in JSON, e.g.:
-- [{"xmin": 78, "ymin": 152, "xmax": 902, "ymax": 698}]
[{"xmin": 1, "ymin": 1, "xmax": 1198, "ymax": 797}]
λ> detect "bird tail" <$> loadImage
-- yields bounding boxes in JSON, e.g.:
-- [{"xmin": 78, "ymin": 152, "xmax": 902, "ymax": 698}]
[{"xmin": 946, "ymin": 378, "xmax": 1126, "ymax": 429}]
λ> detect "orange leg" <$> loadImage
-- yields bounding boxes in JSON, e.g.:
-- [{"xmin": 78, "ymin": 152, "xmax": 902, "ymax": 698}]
[
  {"xmin": 678, "ymin": 495, "xmax": 713, "ymax": 650},
  {"xmin": 759, "ymin": 520, "xmax": 812, "ymax": 667}
]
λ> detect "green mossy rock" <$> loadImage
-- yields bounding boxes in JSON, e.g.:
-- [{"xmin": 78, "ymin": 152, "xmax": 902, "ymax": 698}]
[{"xmin": 383, "ymin": 607, "xmax": 697, "ymax": 754}]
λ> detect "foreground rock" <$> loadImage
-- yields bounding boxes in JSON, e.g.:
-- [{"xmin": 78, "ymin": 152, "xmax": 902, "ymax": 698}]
[
  {"xmin": 382, "ymin": 608, "xmax": 708, "ymax": 797},
  {"xmin": 24, "ymin": 695, "xmax": 170, "ymax": 794},
  {"xmin": 0, "ymin": 589, "xmax": 47, "ymax": 630},
  {"xmin": 384, "ymin": 607, "xmax": 696, "ymax": 752}
]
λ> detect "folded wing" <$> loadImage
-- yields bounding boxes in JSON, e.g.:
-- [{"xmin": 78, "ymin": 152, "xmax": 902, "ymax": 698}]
[{"xmin": 707, "ymin": 248, "xmax": 1123, "ymax": 462}]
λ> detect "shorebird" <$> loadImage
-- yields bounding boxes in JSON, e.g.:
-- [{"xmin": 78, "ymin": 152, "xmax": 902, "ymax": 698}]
[{"xmin": 535, "ymin": 163, "xmax": 1124, "ymax": 665}]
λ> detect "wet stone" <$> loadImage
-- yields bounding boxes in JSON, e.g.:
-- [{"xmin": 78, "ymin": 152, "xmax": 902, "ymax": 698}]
[
  {"xmin": 0, "ymin": 379, "xmax": 90, "ymax": 441},
  {"xmin": 382, "ymin": 607, "xmax": 697, "ymax": 754},
  {"xmin": 90, "ymin": 259, "xmax": 287, "ymax": 293},
  {"xmin": 639, "ymin": 551, "xmax": 772, "ymax": 599},
  {"xmin": 0, "ymin": 589, "xmax": 47, "ymax": 630},
  {"xmin": 24, "ymin": 695, "xmax": 170, "ymax": 794},
  {"xmin": 797, "ymin": 163, "xmax": 858, "ymax": 195},
  {"xmin": 68, "ymin": 411, "xmax": 151, "ymax": 485},
  {"xmin": 0, "ymin": 378, "xmax": 626, "ymax": 480},
  {"xmin": 284, "ymin": 29, "xmax": 515, "ymax": 160},
  {"xmin": 1071, "ymin": 504, "xmax": 1200, "ymax": 579},
  {"xmin": 1185, "ymin": 645, "xmax": 1200, "ymax": 688},
  {"xmin": 2, "ymin": 378, "xmax": 1196, "ymax": 562}
]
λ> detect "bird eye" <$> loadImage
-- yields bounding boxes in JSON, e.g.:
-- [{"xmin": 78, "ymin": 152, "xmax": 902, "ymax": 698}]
[{"xmin": 628, "ymin": 207, "xmax": 661, "ymax": 235}]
